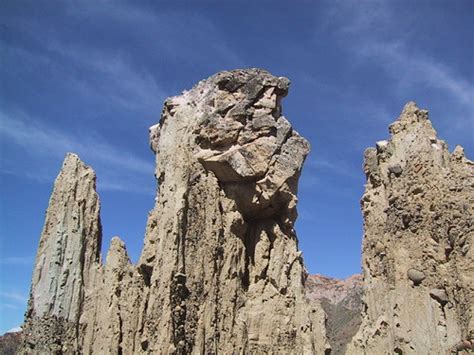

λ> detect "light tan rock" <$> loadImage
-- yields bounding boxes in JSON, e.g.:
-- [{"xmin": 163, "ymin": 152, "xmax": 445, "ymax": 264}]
[
  {"xmin": 20, "ymin": 153, "xmax": 102, "ymax": 354},
  {"xmin": 20, "ymin": 69, "xmax": 329, "ymax": 354},
  {"xmin": 138, "ymin": 68, "xmax": 329, "ymax": 354},
  {"xmin": 348, "ymin": 102, "xmax": 474, "ymax": 354}
]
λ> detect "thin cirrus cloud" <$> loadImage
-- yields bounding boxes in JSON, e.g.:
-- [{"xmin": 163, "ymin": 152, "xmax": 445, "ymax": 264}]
[
  {"xmin": 327, "ymin": 1, "xmax": 474, "ymax": 114},
  {"xmin": 1, "ymin": 42, "xmax": 165, "ymax": 113},
  {"xmin": 0, "ymin": 110, "xmax": 155, "ymax": 194},
  {"xmin": 66, "ymin": 1, "xmax": 243, "ymax": 69},
  {"xmin": 355, "ymin": 41, "xmax": 474, "ymax": 111}
]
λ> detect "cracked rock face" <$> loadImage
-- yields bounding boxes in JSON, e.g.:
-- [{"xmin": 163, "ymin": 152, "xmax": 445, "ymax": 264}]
[
  {"xmin": 20, "ymin": 69, "xmax": 329, "ymax": 354},
  {"xmin": 140, "ymin": 68, "xmax": 328, "ymax": 354},
  {"xmin": 20, "ymin": 153, "xmax": 102, "ymax": 353},
  {"xmin": 348, "ymin": 102, "xmax": 474, "ymax": 354}
]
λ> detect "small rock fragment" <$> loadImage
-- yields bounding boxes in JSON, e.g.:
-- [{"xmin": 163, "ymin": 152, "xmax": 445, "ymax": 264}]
[
  {"xmin": 407, "ymin": 268, "xmax": 426, "ymax": 285},
  {"xmin": 429, "ymin": 288, "xmax": 449, "ymax": 305}
]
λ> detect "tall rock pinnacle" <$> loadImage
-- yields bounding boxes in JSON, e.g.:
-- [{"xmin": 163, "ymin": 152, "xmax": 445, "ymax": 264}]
[
  {"xmin": 19, "ymin": 69, "xmax": 329, "ymax": 354},
  {"xmin": 21, "ymin": 153, "xmax": 102, "ymax": 353},
  {"xmin": 139, "ymin": 69, "xmax": 328, "ymax": 353},
  {"xmin": 348, "ymin": 102, "xmax": 474, "ymax": 353}
]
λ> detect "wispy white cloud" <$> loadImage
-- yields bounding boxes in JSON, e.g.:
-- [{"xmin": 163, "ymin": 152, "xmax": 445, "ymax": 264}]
[
  {"xmin": 355, "ymin": 41, "xmax": 474, "ymax": 108},
  {"xmin": 1, "ymin": 42, "xmax": 165, "ymax": 112},
  {"xmin": 321, "ymin": 1, "xmax": 474, "ymax": 116},
  {"xmin": 48, "ymin": 43, "xmax": 165, "ymax": 111},
  {"xmin": 98, "ymin": 179, "xmax": 155, "ymax": 196},
  {"xmin": 5, "ymin": 326, "xmax": 22, "ymax": 333},
  {"xmin": 66, "ymin": 2, "xmax": 242, "ymax": 68},
  {"xmin": 0, "ymin": 110, "xmax": 153, "ymax": 174},
  {"xmin": 0, "ymin": 109, "xmax": 155, "ymax": 195},
  {"xmin": 306, "ymin": 157, "xmax": 360, "ymax": 180},
  {"xmin": 0, "ymin": 303, "xmax": 22, "ymax": 310}
]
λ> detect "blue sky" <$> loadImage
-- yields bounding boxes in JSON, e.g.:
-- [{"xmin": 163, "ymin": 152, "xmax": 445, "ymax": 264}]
[{"xmin": 0, "ymin": 1, "xmax": 472, "ymax": 334}]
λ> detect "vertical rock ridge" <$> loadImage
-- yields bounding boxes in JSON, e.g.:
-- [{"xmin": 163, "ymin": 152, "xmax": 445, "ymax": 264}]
[
  {"xmin": 20, "ymin": 69, "xmax": 329, "ymax": 354},
  {"xmin": 20, "ymin": 153, "xmax": 102, "ymax": 354},
  {"xmin": 139, "ymin": 69, "xmax": 328, "ymax": 354},
  {"xmin": 348, "ymin": 102, "xmax": 473, "ymax": 354}
]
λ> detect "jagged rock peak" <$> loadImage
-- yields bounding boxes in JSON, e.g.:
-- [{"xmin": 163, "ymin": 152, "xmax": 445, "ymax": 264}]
[
  {"xmin": 105, "ymin": 236, "xmax": 130, "ymax": 270},
  {"xmin": 349, "ymin": 102, "xmax": 474, "ymax": 354},
  {"xmin": 20, "ymin": 69, "xmax": 329, "ymax": 354},
  {"xmin": 20, "ymin": 153, "xmax": 102, "ymax": 354},
  {"xmin": 140, "ymin": 68, "xmax": 328, "ymax": 353}
]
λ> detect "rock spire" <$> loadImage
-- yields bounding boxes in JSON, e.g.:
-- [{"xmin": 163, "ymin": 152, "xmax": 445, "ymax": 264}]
[
  {"xmin": 20, "ymin": 72, "xmax": 473, "ymax": 354},
  {"xmin": 138, "ymin": 68, "xmax": 328, "ymax": 354},
  {"xmin": 21, "ymin": 153, "xmax": 102, "ymax": 353},
  {"xmin": 348, "ymin": 102, "xmax": 473, "ymax": 354},
  {"xmin": 20, "ymin": 69, "xmax": 329, "ymax": 354}
]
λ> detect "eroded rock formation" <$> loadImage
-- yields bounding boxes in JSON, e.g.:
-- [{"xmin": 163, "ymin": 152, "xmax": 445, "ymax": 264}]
[
  {"xmin": 20, "ymin": 69, "xmax": 329, "ymax": 354},
  {"xmin": 348, "ymin": 102, "xmax": 473, "ymax": 354},
  {"xmin": 20, "ymin": 71, "xmax": 473, "ymax": 355},
  {"xmin": 20, "ymin": 153, "xmax": 102, "ymax": 353}
]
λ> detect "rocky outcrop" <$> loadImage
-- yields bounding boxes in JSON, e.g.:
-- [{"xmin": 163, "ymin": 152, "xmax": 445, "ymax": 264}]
[
  {"xmin": 21, "ymin": 73, "xmax": 473, "ymax": 355},
  {"xmin": 348, "ymin": 102, "xmax": 474, "ymax": 354},
  {"xmin": 20, "ymin": 69, "xmax": 329, "ymax": 354},
  {"xmin": 306, "ymin": 274, "xmax": 363, "ymax": 354},
  {"xmin": 138, "ymin": 68, "xmax": 328, "ymax": 354},
  {"xmin": 20, "ymin": 153, "xmax": 102, "ymax": 353}
]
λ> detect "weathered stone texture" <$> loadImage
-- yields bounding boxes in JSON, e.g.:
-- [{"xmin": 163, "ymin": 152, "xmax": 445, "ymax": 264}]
[
  {"xmin": 20, "ymin": 69, "xmax": 329, "ymax": 354},
  {"xmin": 348, "ymin": 102, "xmax": 474, "ymax": 354},
  {"xmin": 20, "ymin": 153, "xmax": 102, "ymax": 353},
  {"xmin": 139, "ymin": 69, "xmax": 328, "ymax": 354}
]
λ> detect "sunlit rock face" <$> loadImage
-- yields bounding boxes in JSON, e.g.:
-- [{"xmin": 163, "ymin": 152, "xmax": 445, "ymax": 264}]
[
  {"xmin": 348, "ymin": 102, "xmax": 474, "ymax": 354},
  {"xmin": 20, "ymin": 153, "xmax": 102, "ymax": 354},
  {"xmin": 20, "ymin": 69, "xmax": 329, "ymax": 354},
  {"xmin": 139, "ymin": 68, "xmax": 328, "ymax": 354}
]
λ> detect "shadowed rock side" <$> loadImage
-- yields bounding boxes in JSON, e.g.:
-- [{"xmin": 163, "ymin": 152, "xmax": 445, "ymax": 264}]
[
  {"xmin": 19, "ymin": 69, "xmax": 329, "ymax": 354},
  {"xmin": 348, "ymin": 102, "xmax": 474, "ymax": 354},
  {"xmin": 306, "ymin": 274, "xmax": 363, "ymax": 355}
]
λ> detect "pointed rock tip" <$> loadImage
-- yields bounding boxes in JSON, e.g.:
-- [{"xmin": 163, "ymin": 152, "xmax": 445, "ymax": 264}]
[
  {"xmin": 389, "ymin": 101, "xmax": 433, "ymax": 136},
  {"xmin": 402, "ymin": 101, "xmax": 419, "ymax": 114},
  {"xmin": 61, "ymin": 152, "xmax": 96, "ymax": 176},
  {"xmin": 63, "ymin": 152, "xmax": 81, "ymax": 165},
  {"xmin": 110, "ymin": 236, "xmax": 126, "ymax": 250},
  {"xmin": 106, "ymin": 236, "xmax": 130, "ymax": 266},
  {"xmin": 62, "ymin": 152, "xmax": 86, "ymax": 169},
  {"xmin": 452, "ymin": 145, "xmax": 465, "ymax": 159}
]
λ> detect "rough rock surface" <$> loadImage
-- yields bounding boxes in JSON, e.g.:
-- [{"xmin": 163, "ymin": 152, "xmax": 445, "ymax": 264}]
[
  {"xmin": 348, "ymin": 102, "xmax": 474, "ymax": 354},
  {"xmin": 138, "ymin": 68, "xmax": 328, "ymax": 354},
  {"xmin": 20, "ymin": 69, "xmax": 329, "ymax": 354},
  {"xmin": 20, "ymin": 153, "xmax": 102, "ymax": 354},
  {"xmin": 306, "ymin": 274, "xmax": 363, "ymax": 354}
]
